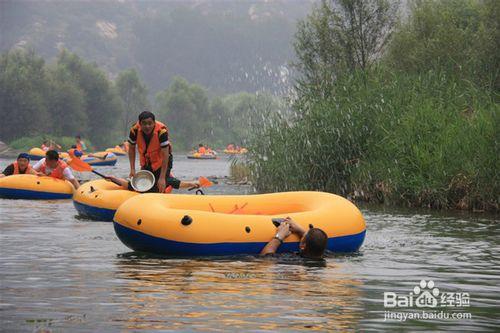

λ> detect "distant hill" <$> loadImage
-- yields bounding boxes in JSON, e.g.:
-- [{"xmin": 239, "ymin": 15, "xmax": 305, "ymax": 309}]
[{"xmin": 1, "ymin": 0, "xmax": 314, "ymax": 95}]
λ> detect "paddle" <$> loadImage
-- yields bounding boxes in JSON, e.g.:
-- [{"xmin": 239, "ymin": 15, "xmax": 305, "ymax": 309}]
[
  {"xmin": 188, "ymin": 176, "xmax": 214, "ymax": 191},
  {"xmin": 67, "ymin": 157, "xmax": 121, "ymax": 186}
]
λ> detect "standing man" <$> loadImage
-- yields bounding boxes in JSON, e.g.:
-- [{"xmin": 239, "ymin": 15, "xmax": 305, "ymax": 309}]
[{"xmin": 128, "ymin": 111, "xmax": 180, "ymax": 193}]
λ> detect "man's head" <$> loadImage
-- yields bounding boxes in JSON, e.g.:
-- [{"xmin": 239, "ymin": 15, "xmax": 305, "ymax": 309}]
[
  {"xmin": 45, "ymin": 150, "xmax": 60, "ymax": 169},
  {"xmin": 16, "ymin": 153, "xmax": 30, "ymax": 169},
  {"xmin": 299, "ymin": 228, "xmax": 328, "ymax": 259},
  {"xmin": 138, "ymin": 111, "xmax": 156, "ymax": 135},
  {"xmin": 75, "ymin": 135, "xmax": 81, "ymax": 141},
  {"xmin": 199, "ymin": 143, "xmax": 204, "ymax": 147}
]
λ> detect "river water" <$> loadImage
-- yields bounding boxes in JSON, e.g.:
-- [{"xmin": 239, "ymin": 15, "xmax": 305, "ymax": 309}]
[{"xmin": 0, "ymin": 155, "xmax": 498, "ymax": 332}]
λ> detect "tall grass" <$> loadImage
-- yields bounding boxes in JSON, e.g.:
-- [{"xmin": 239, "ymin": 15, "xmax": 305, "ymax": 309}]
[{"xmin": 247, "ymin": 68, "xmax": 499, "ymax": 212}]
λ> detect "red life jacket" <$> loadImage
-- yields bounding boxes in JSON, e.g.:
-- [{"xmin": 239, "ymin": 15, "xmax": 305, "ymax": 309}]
[
  {"xmin": 39, "ymin": 159, "xmax": 68, "ymax": 179},
  {"xmin": 132, "ymin": 121, "xmax": 171, "ymax": 171},
  {"xmin": 13, "ymin": 161, "xmax": 32, "ymax": 175}
]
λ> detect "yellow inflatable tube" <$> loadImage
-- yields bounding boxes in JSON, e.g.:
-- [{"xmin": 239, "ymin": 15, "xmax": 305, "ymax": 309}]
[
  {"xmin": 0, "ymin": 174, "xmax": 74, "ymax": 199},
  {"xmin": 105, "ymin": 147, "xmax": 127, "ymax": 156},
  {"xmin": 73, "ymin": 179, "xmax": 137, "ymax": 221},
  {"xmin": 28, "ymin": 148, "xmax": 69, "ymax": 160},
  {"xmin": 113, "ymin": 191, "xmax": 366, "ymax": 256}
]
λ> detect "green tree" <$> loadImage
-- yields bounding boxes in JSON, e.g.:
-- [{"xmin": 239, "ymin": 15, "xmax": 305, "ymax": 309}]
[
  {"xmin": 46, "ymin": 64, "xmax": 87, "ymax": 136},
  {"xmin": 0, "ymin": 49, "xmax": 51, "ymax": 141},
  {"xmin": 56, "ymin": 49, "xmax": 123, "ymax": 146},
  {"xmin": 386, "ymin": 0, "xmax": 499, "ymax": 91},
  {"xmin": 116, "ymin": 69, "xmax": 150, "ymax": 137},
  {"xmin": 293, "ymin": 0, "xmax": 397, "ymax": 98},
  {"xmin": 155, "ymin": 77, "xmax": 210, "ymax": 149}
]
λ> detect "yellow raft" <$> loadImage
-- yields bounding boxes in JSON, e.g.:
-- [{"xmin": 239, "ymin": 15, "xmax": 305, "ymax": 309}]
[
  {"xmin": 113, "ymin": 191, "xmax": 366, "ymax": 256},
  {"xmin": 81, "ymin": 152, "xmax": 117, "ymax": 166},
  {"xmin": 187, "ymin": 152, "xmax": 217, "ymax": 160},
  {"xmin": 73, "ymin": 179, "xmax": 137, "ymax": 221},
  {"xmin": 28, "ymin": 148, "xmax": 69, "ymax": 161},
  {"xmin": 105, "ymin": 147, "xmax": 127, "ymax": 156},
  {"xmin": 0, "ymin": 174, "xmax": 74, "ymax": 199},
  {"xmin": 223, "ymin": 148, "xmax": 248, "ymax": 154}
]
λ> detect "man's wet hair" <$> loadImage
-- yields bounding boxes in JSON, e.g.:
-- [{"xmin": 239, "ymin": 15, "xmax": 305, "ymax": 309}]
[
  {"xmin": 302, "ymin": 228, "xmax": 328, "ymax": 259},
  {"xmin": 138, "ymin": 111, "xmax": 155, "ymax": 122},
  {"xmin": 75, "ymin": 135, "xmax": 81, "ymax": 139},
  {"xmin": 46, "ymin": 150, "xmax": 59, "ymax": 161}
]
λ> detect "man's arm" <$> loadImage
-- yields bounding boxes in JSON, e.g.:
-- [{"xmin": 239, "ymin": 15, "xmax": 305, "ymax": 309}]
[
  {"xmin": 128, "ymin": 143, "xmax": 136, "ymax": 178},
  {"xmin": 0, "ymin": 164, "xmax": 14, "ymax": 178},
  {"xmin": 63, "ymin": 168, "xmax": 79, "ymax": 189},
  {"xmin": 260, "ymin": 222, "xmax": 291, "ymax": 255},
  {"xmin": 287, "ymin": 218, "xmax": 307, "ymax": 238}
]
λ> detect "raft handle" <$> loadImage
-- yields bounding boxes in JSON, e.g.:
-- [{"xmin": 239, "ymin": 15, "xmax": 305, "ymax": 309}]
[
  {"xmin": 195, "ymin": 189, "xmax": 204, "ymax": 195},
  {"xmin": 181, "ymin": 215, "xmax": 193, "ymax": 226}
]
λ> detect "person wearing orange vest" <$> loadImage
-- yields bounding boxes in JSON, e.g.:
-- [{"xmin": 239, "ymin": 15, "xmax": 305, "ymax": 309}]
[
  {"xmin": 75, "ymin": 135, "xmax": 87, "ymax": 152},
  {"xmin": 198, "ymin": 144, "xmax": 207, "ymax": 155},
  {"xmin": 0, "ymin": 153, "xmax": 36, "ymax": 178},
  {"xmin": 128, "ymin": 111, "xmax": 186, "ymax": 193},
  {"xmin": 32, "ymin": 150, "xmax": 80, "ymax": 189},
  {"xmin": 68, "ymin": 145, "xmax": 84, "ymax": 159}
]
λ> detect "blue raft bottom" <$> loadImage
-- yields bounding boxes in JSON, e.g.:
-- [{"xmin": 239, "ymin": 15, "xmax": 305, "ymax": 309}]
[
  {"xmin": 114, "ymin": 222, "xmax": 366, "ymax": 256},
  {"xmin": 0, "ymin": 187, "xmax": 72, "ymax": 200},
  {"xmin": 73, "ymin": 200, "xmax": 116, "ymax": 221}
]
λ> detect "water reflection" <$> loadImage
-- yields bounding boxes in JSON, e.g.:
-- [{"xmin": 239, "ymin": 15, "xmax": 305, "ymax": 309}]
[{"xmin": 113, "ymin": 255, "xmax": 364, "ymax": 331}]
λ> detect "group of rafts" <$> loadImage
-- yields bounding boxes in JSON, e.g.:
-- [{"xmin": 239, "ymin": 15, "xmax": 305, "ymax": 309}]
[
  {"xmin": 27, "ymin": 146, "xmax": 124, "ymax": 166},
  {"xmin": 0, "ymin": 159, "xmax": 366, "ymax": 257}
]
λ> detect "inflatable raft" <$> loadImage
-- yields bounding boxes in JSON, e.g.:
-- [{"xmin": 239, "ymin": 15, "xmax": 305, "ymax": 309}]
[
  {"xmin": 0, "ymin": 174, "xmax": 74, "ymax": 199},
  {"xmin": 113, "ymin": 191, "xmax": 366, "ymax": 256},
  {"xmin": 82, "ymin": 152, "xmax": 117, "ymax": 166},
  {"xmin": 105, "ymin": 147, "xmax": 127, "ymax": 156},
  {"xmin": 224, "ymin": 148, "xmax": 248, "ymax": 155},
  {"xmin": 73, "ymin": 179, "xmax": 137, "ymax": 221},
  {"xmin": 28, "ymin": 148, "xmax": 69, "ymax": 161},
  {"xmin": 187, "ymin": 153, "xmax": 217, "ymax": 160}
]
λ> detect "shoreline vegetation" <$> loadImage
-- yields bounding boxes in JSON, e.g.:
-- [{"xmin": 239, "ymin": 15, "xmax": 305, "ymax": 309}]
[
  {"xmin": 1, "ymin": 0, "xmax": 498, "ymax": 213},
  {"xmin": 247, "ymin": 0, "xmax": 499, "ymax": 213}
]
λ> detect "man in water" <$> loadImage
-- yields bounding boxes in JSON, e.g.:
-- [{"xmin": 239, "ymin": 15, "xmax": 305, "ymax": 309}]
[
  {"xmin": 32, "ymin": 150, "xmax": 80, "ymax": 189},
  {"xmin": 0, "ymin": 153, "xmax": 36, "ymax": 177},
  {"xmin": 260, "ymin": 217, "xmax": 328, "ymax": 259}
]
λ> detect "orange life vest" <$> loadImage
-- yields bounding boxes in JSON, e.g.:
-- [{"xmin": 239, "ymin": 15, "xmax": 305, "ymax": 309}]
[
  {"xmin": 68, "ymin": 148, "xmax": 79, "ymax": 158},
  {"xmin": 198, "ymin": 146, "xmax": 206, "ymax": 154},
  {"xmin": 13, "ymin": 161, "xmax": 32, "ymax": 175},
  {"xmin": 133, "ymin": 121, "xmax": 171, "ymax": 171},
  {"xmin": 39, "ymin": 159, "xmax": 68, "ymax": 179},
  {"xmin": 76, "ymin": 142, "xmax": 83, "ymax": 151}
]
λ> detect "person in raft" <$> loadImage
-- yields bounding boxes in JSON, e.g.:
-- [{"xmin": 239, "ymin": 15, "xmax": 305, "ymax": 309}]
[
  {"xmin": 75, "ymin": 135, "xmax": 87, "ymax": 152},
  {"xmin": 0, "ymin": 153, "xmax": 37, "ymax": 178},
  {"xmin": 260, "ymin": 217, "xmax": 328, "ymax": 259},
  {"xmin": 32, "ymin": 150, "xmax": 80, "ymax": 189},
  {"xmin": 68, "ymin": 145, "xmax": 84, "ymax": 159},
  {"xmin": 197, "ymin": 143, "xmax": 207, "ymax": 154},
  {"xmin": 125, "ymin": 111, "xmax": 198, "ymax": 193}
]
